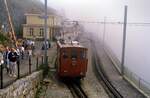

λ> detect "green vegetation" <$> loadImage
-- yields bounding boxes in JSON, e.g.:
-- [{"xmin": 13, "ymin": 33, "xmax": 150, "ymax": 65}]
[
  {"xmin": 0, "ymin": 32, "xmax": 10, "ymax": 45},
  {"xmin": 35, "ymin": 69, "xmax": 54, "ymax": 98},
  {"xmin": 35, "ymin": 81, "xmax": 47, "ymax": 98}
]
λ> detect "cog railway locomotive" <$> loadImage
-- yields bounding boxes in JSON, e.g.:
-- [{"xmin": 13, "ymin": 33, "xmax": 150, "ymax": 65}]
[{"xmin": 56, "ymin": 40, "xmax": 88, "ymax": 79}]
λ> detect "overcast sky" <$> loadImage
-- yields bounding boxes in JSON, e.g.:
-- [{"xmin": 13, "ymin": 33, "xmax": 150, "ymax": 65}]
[{"xmin": 40, "ymin": 0, "xmax": 150, "ymax": 22}]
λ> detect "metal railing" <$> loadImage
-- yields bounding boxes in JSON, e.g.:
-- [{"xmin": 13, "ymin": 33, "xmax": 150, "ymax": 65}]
[
  {"xmin": 104, "ymin": 45, "xmax": 150, "ymax": 96},
  {"xmin": 0, "ymin": 55, "xmax": 46, "ymax": 89},
  {"xmin": 124, "ymin": 66, "xmax": 150, "ymax": 96}
]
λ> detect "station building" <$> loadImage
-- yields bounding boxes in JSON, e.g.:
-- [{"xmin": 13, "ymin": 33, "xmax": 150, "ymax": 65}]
[{"xmin": 23, "ymin": 13, "xmax": 61, "ymax": 40}]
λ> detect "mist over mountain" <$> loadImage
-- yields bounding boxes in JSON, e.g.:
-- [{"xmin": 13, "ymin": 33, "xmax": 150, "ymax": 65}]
[{"xmin": 0, "ymin": 0, "xmax": 57, "ymax": 36}]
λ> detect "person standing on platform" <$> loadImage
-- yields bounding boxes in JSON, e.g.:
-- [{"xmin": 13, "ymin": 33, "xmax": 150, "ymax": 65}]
[
  {"xmin": 27, "ymin": 46, "xmax": 32, "ymax": 58},
  {"xmin": 20, "ymin": 46, "xmax": 25, "ymax": 59},
  {"xmin": 3, "ymin": 46, "xmax": 10, "ymax": 74},
  {"xmin": 8, "ymin": 48, "xmax": 18, "ymax": 77},
  {"xmin": 0, "ymin": 49, "xmax": 4, "ymax": 67}
]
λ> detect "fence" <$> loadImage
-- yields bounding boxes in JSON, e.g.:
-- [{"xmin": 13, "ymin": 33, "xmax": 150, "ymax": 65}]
[
  {"xmin": 124, "ymin": 66, "xmax": 150, "ymax": 96},
  {"xmin": 0, "ymin": 55, "xmax": 47, "ymax": 89},
  {"xmin": 104, "ymin": 45, "xmax": 150, "ymax": 96}
]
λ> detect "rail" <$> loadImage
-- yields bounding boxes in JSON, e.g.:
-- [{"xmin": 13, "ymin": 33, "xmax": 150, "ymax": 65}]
[
  {"xmin": 92, "ymin": 45, "xmax": 123, "ymax": 98},
  {"xmin": 63, "ymin": 79, "xmax": 88, "ymax": 98}
]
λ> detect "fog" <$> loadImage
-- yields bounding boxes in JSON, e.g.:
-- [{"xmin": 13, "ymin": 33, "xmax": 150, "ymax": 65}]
[{"xmin": 40, "ymin": 0, "xmax": 150, "ymax": 83}]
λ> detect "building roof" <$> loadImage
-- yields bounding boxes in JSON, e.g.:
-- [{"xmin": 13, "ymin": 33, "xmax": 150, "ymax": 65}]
[
  {"xmin": 23, "ymin": 24, "xmax": 61, "ymax": 28},
  {"xmin": 24, "ymin": 13, "xmax": 61, "ymax": 18}
]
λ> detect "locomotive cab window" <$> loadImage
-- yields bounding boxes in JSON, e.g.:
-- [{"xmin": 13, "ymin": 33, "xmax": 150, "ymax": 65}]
[
  {"xmin": 62, "ymin": 50, "xmax": 68, "ymax": 59},
  {"xmin": 80, "ymin": 50, "xmax": 86, "ymax": 59},
  {"xmin": 71, "ymin": 49, "xmax": 77, "ymax": 59}
]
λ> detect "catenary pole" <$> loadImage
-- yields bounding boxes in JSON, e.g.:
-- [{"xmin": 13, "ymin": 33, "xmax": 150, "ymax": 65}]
[
  {"xmin": 103, "ymin": 17, "xmax": 106, "ymax": 49},
  {"xmin": 44, "ymin": 0, "xmax": 48, "ymax": 69},
  {"xmin": 121, "ymin": 5, "xmax": 128, "ymax": 75}
]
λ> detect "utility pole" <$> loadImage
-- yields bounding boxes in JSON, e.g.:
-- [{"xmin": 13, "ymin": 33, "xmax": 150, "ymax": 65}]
[
  {"xmin": 62, "ymin": 21, "xmax": 65, "ymax": 40},
  {"xmin": 44, "ymin": 0, "xmax": 48, "ymax": 71},
  {"xmin": 51, "ymin": 16, "xmax": 54, "ymax": 41},
  {"xmin": 4, "ymin": 0, "xmax": 17, "ymax": 47},
  {"xmin": 121, "ymin": 5, "xmax": 128, "ymax": 75},
  {"xmin": 103, "ymin": 17, "xmax": 106, "ymax": 49}
]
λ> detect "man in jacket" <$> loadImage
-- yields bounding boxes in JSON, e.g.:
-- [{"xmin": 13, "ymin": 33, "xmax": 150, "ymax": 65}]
[{"xmin": 8, "ymin": 48, "xmax": 19, "ymax": 77}]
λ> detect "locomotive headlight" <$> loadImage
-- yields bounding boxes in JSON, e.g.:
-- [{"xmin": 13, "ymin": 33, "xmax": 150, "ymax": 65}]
[
  {"xmin": 64, "ymin": 70, "xmax": 67, "ymax": 72},
  {"xmin": 72, "ymin": 63, "xmax": 76, "ymax": 66},
  {"xmin": 72, "ymin": 61, "xmax": 76, "ymax": 66},
  {"xmin": 80, "ymin": 72, "xmax": 83, "ymax": 75}
]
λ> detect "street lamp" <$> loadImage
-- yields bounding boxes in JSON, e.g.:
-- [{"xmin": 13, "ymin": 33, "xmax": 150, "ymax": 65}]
[
  {"xmin": 1, "ymin": 25, "xmax": 4, "ymax": 30},
  {"xmin": 1, "ymin": 24, "xmax": 6, "ymax": 33}
]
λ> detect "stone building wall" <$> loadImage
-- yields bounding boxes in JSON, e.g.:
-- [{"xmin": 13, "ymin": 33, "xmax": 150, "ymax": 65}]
[{"xmin": 0, "ymin": 71, "xmax": 43, "ymax": 98}]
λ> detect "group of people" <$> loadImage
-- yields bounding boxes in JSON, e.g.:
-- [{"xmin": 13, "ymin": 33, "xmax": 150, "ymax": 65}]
[
  {"xmin": 0, "ymin": 39, "xmax": 36, "ymax": 78},
  {"xmin": 23, "ymin": 39, "xmax": 35, "ymax": 50},
  {"xmin": 0, "ymin": 45, "xmax": 27, "ymax": 77},
  {"xmin": 0, "ymin": 47, "xmax": 20, "ymax": 77},
  {"xmin": 42, "ymin": 40, "xmax": 51, "ymax": 50}
]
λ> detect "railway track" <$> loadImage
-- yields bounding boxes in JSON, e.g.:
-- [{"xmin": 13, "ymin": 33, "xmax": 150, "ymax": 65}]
[
  {"xmin": 92, "ymin": 45, "xmax": 123, "ymax": 98},
  {"xmin": 63, "ymin": 79, "xmax": 88, "ymax": 98}
]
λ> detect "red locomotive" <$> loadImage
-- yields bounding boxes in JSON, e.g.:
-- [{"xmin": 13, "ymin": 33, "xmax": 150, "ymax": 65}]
[{"xmin": 56, "ymin": 40, "xmax": 88, "ymax": 79}]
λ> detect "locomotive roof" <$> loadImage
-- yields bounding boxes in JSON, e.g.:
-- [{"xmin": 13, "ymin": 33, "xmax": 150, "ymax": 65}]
[{"xmin": 57, "ymin": 40, "xmax": 86, "ymax": 49}]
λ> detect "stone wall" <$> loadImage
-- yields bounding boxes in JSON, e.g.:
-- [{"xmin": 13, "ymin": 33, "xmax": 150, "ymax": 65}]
[{"xmin": 0, "ymin": 71, "xmax": 43, "ymax": 98}]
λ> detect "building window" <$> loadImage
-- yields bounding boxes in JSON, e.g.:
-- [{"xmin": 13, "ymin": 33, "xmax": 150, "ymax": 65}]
[
  {"xmin": 39, "ymin": 28, "xmax": 44, "ymax": 36},
  {"xmin": 29, "ymin": 28, "xmax": 34, "ymax": 36}
]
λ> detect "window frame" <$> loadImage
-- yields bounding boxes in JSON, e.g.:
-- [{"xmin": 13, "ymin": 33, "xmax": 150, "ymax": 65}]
[
  {"xmin": 80, "ymin": 50, "xmax": 86, "ymax": 59},
  {"xmin": 29, "ymin": 28, "xmax": 34, "ymax": 36},
  {"xmin": 39, "ymin": 28, "xmax": 44, "ymax": 36}
]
